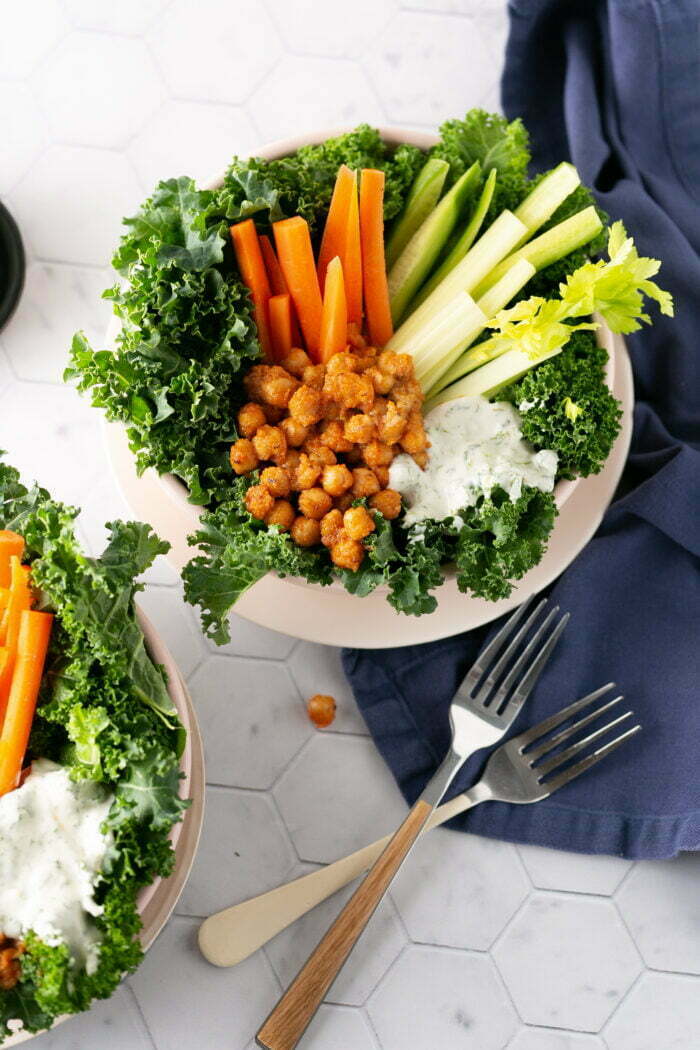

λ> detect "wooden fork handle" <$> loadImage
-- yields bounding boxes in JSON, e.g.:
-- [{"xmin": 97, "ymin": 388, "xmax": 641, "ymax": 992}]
[{"xmin": 256, "ymin": 799, "xmax": 432, "ymax": 1050}]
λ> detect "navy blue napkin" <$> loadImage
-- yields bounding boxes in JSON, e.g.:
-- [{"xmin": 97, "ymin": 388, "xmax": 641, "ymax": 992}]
[{"xmin": 343, "ymin": 0, "xmax": 700, "ymax": 859}]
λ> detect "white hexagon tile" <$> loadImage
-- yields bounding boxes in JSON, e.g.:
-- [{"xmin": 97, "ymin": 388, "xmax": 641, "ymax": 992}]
[{"xmin": 2, "ymin": 2, "xmax": 700, "ymax": 1048}]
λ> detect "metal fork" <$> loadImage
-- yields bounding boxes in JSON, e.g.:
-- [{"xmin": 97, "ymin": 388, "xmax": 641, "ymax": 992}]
[{"xmin": 255, "ymin": 598, "xmax": 568, "ymax": 1050}]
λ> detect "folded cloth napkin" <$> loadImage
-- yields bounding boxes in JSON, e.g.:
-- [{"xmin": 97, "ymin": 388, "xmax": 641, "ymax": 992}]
[{"xmin": 343, "ymin": 0, "xmax": 700, "ymax": 859}]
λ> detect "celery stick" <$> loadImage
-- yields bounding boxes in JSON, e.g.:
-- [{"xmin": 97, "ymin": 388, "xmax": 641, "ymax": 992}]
[
  {"xmin": 385, "ymin": 158, "xmax": 450, "ymax": 269},
  {"xmin": 472, "ymin": 206, "xmax": 603, "ymax": 297},
  {"xmin": 388, "ymin": 162, "xmax": 480, "ymax": 324},
  {"xmin": 403, "ymin": 292, "xmax": 477, "ymax": 362},
  {"xmin": 425, "ymin": 259, "xmax": 536, "ymax": 396},
  {"xmin": 512, "ymin": 162, "xmax": 580, "ymax": 247},
  {"xmin": 388, "ymin": 209, "xmax": 528, "ymax": 354},
  {"xmin": 410, "ymin": 296, "xmax": 487, "ymax": 385},
  {"xmin": 413, "ymin": 167, "xmax": 497, "ymax": 308},
  {"xmin": 425, "ymin": 345, "xmax": 564, "ymax": 411}
]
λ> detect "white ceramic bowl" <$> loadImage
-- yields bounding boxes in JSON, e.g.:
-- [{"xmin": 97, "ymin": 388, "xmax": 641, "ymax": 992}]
[
  {"xmin": 6, "ymin": 606, "xmax": 205, "ymax": 1046},
  {"xmin": 103, "ymin": 126, "xmax": 631, "ymax": 648}
]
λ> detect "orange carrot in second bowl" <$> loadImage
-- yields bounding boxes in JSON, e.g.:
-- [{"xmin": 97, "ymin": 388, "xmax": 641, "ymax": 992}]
[
  {"xmin": 0, "ymin": 532, "xmax": 24, "ymax": 589},
  {"xmin": 0, "ymin": 609, "xmax": 53, "ymax": 796},
  {"xmin": 360, "ymin": 169, "xmax": 393, "ymax": 349},
  {"xmin": 317, "ymin": 164, "xmax": 355, "ymax": 292}
]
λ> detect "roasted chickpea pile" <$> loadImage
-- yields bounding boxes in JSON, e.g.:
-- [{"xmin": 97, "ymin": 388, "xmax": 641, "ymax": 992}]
[{"xmin": 229, "ymin": 339, "xmax": 429, "ymax": 573}]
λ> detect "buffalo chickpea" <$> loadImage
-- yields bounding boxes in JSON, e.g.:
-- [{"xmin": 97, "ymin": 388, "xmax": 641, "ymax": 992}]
[
  {"xmin": 378, "ymin": 350, "xmax": 413, "ymax": 378},
  {"xmin": 376, "ymin": 400, "xmax": 408, "ymax": 445},
  {"xmin": 280, "ymin": 416, "xmax": 309, "ymax": 448},
  {"xmin": 400, "ymin": 411, "xmax": 428, "ymax": 455},
  {"xmin": 245, "ymin": 484, "xmax": 274, "ymax": 521},
  {"xmin": 373, "ymin": 465, "xmax": 390, "ymax": 487},
  {"xmin": 347, "ymin": 327, "xmax": 367, "ymax": 350},
  {"xmin": 290, "ymin": 452, "xmax": 322, "ymax": 491},
  {"xmin": 237, "ymin": 402, "xmax": 266, "ymax": 438},
  {"xmin": 279, "ymin": 348, "xmax": 311, "ymax": 378},
  {"xmin": 302, "ymin": 364, "xmax": 326, "ymax": 390},
  {"xmin": 344, "ymin": 413, "xmax": 375, "ymax": 444},
  {"xmin": 320, "ymin": 420, "xmax": 353, "ymax": 453},
  {"xmin": 253, "ymin": 424, "xmax": 287, "ymax": 465},
  {"xmin": 412, "ymin": 449, "xmax": 429, "ymax": 469},
  {"xmin": 260, "ymin": 466, "xmax": 290, "ymax": 498},
  {"xmin": 392, "ymin": 378, "xmax": 423, "ymax": 414},
  {"xmin": 323, "ymin": 372, "xmax": 374, "ymax": 412},
  {"xmin": 321, "ymin": 463, "xmax": 353, "ymax": 497},
  {"xmin": 370, "ymin": 489, "xmax": 402, "ymax": 520},
  {"xmin": 244, "ymin": 365, "xmax": 298, "ymax": 408},
  {"xmin": 304, "ymin": 436, "xmax": 337, "ymax": 466},
  {"xmin": 335, "ymin": 492, "xmax": 354, "ymax": 513},
  {"xmin": 365, "ymin": 365, "xmax": 393, "ymax": 395},
  {"xmin": 330, "ymin": 533, "xmax": 365, "ymax": 572},
  {"xmin": 363, "ymin": 440, "xmax": 394, "ymax": 470},
  {"xmin": 291, "ymin": 516, "xmax": 321, "ymax": 547},
  {"xmin": 262, "ymin": 404, "xmax": 286, "ymax": 424},
  {"xmin": 326, "ymin": 351, "xmax": 359, "ymax": 375},
  {"xmin": 229, "ymin": 438, "xmax": 258, "ymax": 475},
  {"xmin": 288, "ymin": 385, "xmax": 325, "ymax": 426},
  {"xmin": 265, "ymin": 499, "xmax": 295, "ymax": 531},
  {"xmin": 343, "ymin": 505, "xmax": 376, "ymax": 541},
  {"xmin": 298, "ymin": 487, "xmax": 333, "ymax": 520},
  {"xmin": 351, "ymin": 467, "xmax": 380, "ymax": 498},
  {"xmin": 320, "ymin": 509, "xmax": 344, "ymax": 548},
  {"xmin": 306, "ymin": 693, "xmax": 336, "ymax": 728}
]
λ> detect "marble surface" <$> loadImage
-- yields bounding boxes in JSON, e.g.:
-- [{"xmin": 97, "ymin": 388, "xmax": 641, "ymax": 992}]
[{"xmin": 2, "ymin": 1, "xmax": 699, "ymax": 1047}]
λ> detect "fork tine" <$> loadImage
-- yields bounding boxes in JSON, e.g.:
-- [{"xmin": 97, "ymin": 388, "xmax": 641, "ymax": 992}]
[
  {"xmin": 460, "ymin": 596, "xmax": 538, "ymax": 694},
  {"xmin": 542, "ymin": 723, "xmax": 642, "ymax": 793},
  {"xmin": 526, "ymin": 694, "xmax": 624, "ymax": 761},
  {"xmin": 495, "ymin": 611, "xmax": 570, "ymax": 716},
  {"xmin": 513, "ymin": 683, "xmax": 617, "ymax": 750},
  {"xmin": 471, "ymin": 599, "xmax": 549, "ymax": 706},
  {"xmin": 535, "ymin": 710, "xmax": 634, "ymax": 777}
]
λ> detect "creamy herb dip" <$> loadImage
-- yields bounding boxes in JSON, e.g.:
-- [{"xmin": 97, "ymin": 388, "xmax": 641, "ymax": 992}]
[
  {"xmin": 390, "ymin": 396, "xmax": 558, "ymax": 527},
  {"xmin": 0, "ymin": 759, "xmax": 114, "ymax": 972}
]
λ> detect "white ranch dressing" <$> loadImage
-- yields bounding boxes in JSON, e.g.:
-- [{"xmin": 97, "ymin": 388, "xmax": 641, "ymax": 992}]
[
  {"xmin": 0, "ymin": 759, "xmax": 114, "ymax": 972},
  {"xmin": 390, "ymin": 396, "xmax": 558, "ymax": 527}
]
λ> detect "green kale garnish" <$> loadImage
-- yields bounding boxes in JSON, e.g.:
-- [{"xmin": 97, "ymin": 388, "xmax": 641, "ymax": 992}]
[{"xmin": 0, "ymin": 458, "xmax": 186, "ymax": 1037}]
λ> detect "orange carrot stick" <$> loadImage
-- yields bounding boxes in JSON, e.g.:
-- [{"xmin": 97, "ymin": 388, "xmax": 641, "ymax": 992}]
[
  {"xmin": 260, "ymin": 235, "xmax": 302, "ymax": 346},
  {"xmin": 0, "ymin": 558, "xmax": 30, "ymax": 650},
  {"xmin": 319, "ymin": 257, "xmax": 348, "ymax": 365},
  {"xmin": 0, "ymin": 532, "xmax": 24, "ymax": 589},
  {"xmin": 269, "ymin": 294, "xmax": 293, "ymax": 361},
  {"xmin": 0, "ymin": 610, "xmax": 53, "ymax": 796},
  {"xmin": 230, "ymin": 220, "xmax": 274, "ymax": 362},
  {"xmin": 342, "ymin": 172, "xmax": 363, "ymax": 327},
  {"xmin": 273, "ymin": 217, "xmax": 324, "ymax": 361},
  {"xmin": 359, "ymin": 169, "xmax": 393, "ymax": 348},
  {"xmin": 0, "ymin": 649, "xmax": 9, "ymax": 730},
  {"xmin": 317, "ymin": 165, "xmax": 356, "ymax": 292}
]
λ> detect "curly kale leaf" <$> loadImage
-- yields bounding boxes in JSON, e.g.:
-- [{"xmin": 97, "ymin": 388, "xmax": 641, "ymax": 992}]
[
  {"xmin": 66, "ymin": 176, "xmax": 261, "ymax": 506},
  {"xmin": 339, "ymin": 513, "xmax": 448, "ymax": 615},
  {"xmin": 454, "ymin": 487, "xmax": 557, "ymax": 601},
  {"xmin": 212, "ymin": 125, "xmax": 424, "ymax": 239},
  {"xmin": 500, "ymin": 330, "xmax": 622, "ymax": 478},
  {"xmin": 0, "ymin": 457, "xmax": 187, "ymax": 1032},
  {"xmin": 431, "ymin": 109, "xmax": 531, "ymax": 218},
  {"xmin": 182, "ymin": 483, "xmax": 334, "ymax": 645}
]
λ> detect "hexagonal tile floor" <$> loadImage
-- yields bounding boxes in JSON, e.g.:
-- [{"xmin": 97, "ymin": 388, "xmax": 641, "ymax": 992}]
[{"xmin": 3, "ymin": 2, "xmax": 699, "ymax": 1048}]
